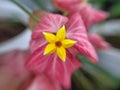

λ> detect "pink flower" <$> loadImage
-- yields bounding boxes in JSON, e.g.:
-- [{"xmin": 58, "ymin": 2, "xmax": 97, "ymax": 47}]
[
  {"xmin": 53, "ymin": 0, "xmax": 109, "ymax": 29},
  {"xmin": 89, "ymin": 34, "xmax": 110, "ymax": 50},
  {"xmin": 26, "ymin": 13, "xmax": 98, "ymax": 89},
  {"xmin": 52, "ymin": 0, "xmax": 84, "ymax": 12},
  {"xmin": 0, "ymin": 50, "xmax": 30, "ymax": 80},
  {"xmin": 22, "ymin": 74, "xmax": 61, "ymax": 90},
  {"xmin": 0, "ymin": 50, "xmax": 30, "ymax": 90},
  {"xmin": 69, "ymin": 4, "xmax": 109, "ymax": 29}
]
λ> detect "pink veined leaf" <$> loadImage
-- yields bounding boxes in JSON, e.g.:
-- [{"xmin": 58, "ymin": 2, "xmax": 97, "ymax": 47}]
[
  {"xmin": 66, "ymin": 13, "xmax": 98, "ymax": 63},
  {"xmin": 79, "ymin": 4, "xmax": 94, "ymax": 29},
  {"xmin": 81, "ymin": 5, "xmax": 109, "ymax": 28},
  {"xmin": 22, "ymin": 74, "xmax": 61, "ymax": 90},
  {"xmin": 89, "ymin": 34, "xmax": 110, "ymax": 50},
  {"xmin": 91, "ymin": 9, "xmax": 109, "ymax": 24},
  {"xmin": 0, "ymin": 50, "xmax": 30, "ymax": 80},
  {"xmin": 68, "ymin": 4, "xmax": 108, "ymax": 29},
  {"xmin": 26, "ymin": 46, "xmax": 81, "ymax": 89},
  {"xmin": 67, "ymin": 4, "xmax": 93, "ymax": 29},
  {"xmin": 30, "ymin": 38, "xmax": 47, "ymax": 53},
  {"xmin": 52, "ymin": 0, "xmax": 84, "ymax": 11},
  {"xmin": 32, "ymin": 13, "xmax": 68, "ymax": 39},
  {"xmin": 67, "ymin": 13, "xmax": 87, "ymax": 35},
  {"xmin": 75, "ymin": 4, "xmax": 109, "ymax": 28}
]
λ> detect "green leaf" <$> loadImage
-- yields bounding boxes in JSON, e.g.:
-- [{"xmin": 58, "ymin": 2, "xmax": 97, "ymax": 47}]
[
  {"xmin": 73, "ymin": 70, "xmax": 94, "ymax": 90},
  {"xmin": 110, "ymin": 4, "xmax": 120, "ymax": 18},
  {"xmin": 76, "ymin": 53, "xmax": 120, "ymax": 89}
]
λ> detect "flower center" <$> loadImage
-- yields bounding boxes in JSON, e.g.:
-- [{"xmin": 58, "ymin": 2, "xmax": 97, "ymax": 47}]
[
  {"xmin": 55, "ymin": 41, "xmax": 62, "ymax": 47},
  {"xmin": 43, "ymin": 25, "xmax": 76, "ymax": 61}
]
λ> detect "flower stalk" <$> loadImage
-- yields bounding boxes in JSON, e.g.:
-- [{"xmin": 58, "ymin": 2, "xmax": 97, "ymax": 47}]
[
  {"xmin": 10, "ymin": 0, "xmax": 39, "ymax": 23},
  {"xmin": 31, "ymin": 0, "xmax": 47, "ymax": 10}
]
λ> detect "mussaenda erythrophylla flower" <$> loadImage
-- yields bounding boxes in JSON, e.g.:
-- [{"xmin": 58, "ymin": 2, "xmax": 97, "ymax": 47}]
[{"xmin": 26, "ymin": 13, "xmax": 98, "ymax": 89}]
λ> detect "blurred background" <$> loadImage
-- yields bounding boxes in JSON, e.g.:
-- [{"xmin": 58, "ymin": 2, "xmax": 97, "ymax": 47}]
[
  {"xmin": 89, "ymin": 0, "xmax": 120, "ymax": 19},
  {"xmin": 0, "ymin": 0, "xmax": 120, "ymax": 90}
]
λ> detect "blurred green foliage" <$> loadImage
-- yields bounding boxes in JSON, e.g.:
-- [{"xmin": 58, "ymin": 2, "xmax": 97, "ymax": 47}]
[
  {"xmin": 89, "ymin": 0, "xmax": 120, "ymax": 19},
  {"xmin": 71, "ymin": 54, "xmax": 120, "ymax": 90}
]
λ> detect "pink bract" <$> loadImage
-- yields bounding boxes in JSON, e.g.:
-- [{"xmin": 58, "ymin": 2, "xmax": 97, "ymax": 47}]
[
  {"xmin": 26, "ymin": 13, "xmax": 98, "ymax": 89},
  {"xmin": 68, "ymin": 4, "xmax": 109, "ymax": 29},
  {"xmin": 53, "ymin": 0, "xmax": 109, "ymax": 29},
  {"xmin": 52, "ymin": 0, "xmax": 84, "ymax": 11},
  {"xmin": 89, "ymin": 34, "xmax": 110, "ymax": 50},
  {"xmin": 0, "ymin": 50, "xmax": 30, "ymax": 80},
  {"xmin": 22, "ymin": 74, "xmax": 61, "ymax": 90}
]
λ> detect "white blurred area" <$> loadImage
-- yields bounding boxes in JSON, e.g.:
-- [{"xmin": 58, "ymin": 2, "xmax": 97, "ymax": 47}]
[
  {"xmin": 0, "ymin": 0, "xmax": 31, "ymax": 54},
  {"xmin": 98, "ymin": 49, "xmax": 120, "ymax": 78},
  {"xmin": 0, "ymin": 0, "xmax": 54, "ymax": 11}
]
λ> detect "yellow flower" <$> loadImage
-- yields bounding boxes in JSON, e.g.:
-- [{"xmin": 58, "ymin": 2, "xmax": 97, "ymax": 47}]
[{"xmin": 43, "ymin": 26, "xmax": 76, "ymax": 62}]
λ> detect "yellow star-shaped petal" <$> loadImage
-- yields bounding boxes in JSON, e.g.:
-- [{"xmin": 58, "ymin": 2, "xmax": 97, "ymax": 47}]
[{"xmin": 43, "ymin": 25, "xmax": 76, "ymax": 62}]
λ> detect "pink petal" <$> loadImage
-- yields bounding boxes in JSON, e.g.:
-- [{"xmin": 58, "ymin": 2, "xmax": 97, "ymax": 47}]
[
  {"xmin": 53, "ymin": 0, "xmax": 109, "ymax": 29},
  {"xmin": 67, "ymin": 4, "xmax": 92, "ymax": 29},
  {"xmin": 75, "ymin": 40, "xmax": 98, "ymax": 63},
  {"xmin": 76, "ymin": 4, "xmax": 109, "ymax": 28},
  {"xmin": 23, "ymin": 74, "xmax": 61, "ymax": 90},
  {"xmin": 67, "ymin": 13, "xmax": 87, "ymax": 38},
  {"xmin": 89, "ymin": 34, "xmax": 110, "ymax": 50},
  {"xmin": 68, "ymin": 4, "xmax": 108, "ymax": 29},
  {"xmin": 53, "ymin": 0, "xmax": 83, "ymax": 11},
  {"xmin": 92, "ymin": 10, "xmax": 109, "ymax": 24},
  {"xmin": 76, "ymin": 5, "xmax": 109, "ymax": 28},
  {"xmin": 67, "ymin": 13, "xmax": 98, "ymax": 63},
  {"xmin": 26, "ymin": 47, "xmax": 81, "ymax": 89},
  {"xmin": 30, "ymin": 38, "xmax": 47, "ymax": 53},
  {"xmin": 0, "ymin": 50, "xmax": 30, "ymax": 80},
  {"xmin": 32, "ymin": 13, "xmax": 68, "ymax": 39}
]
